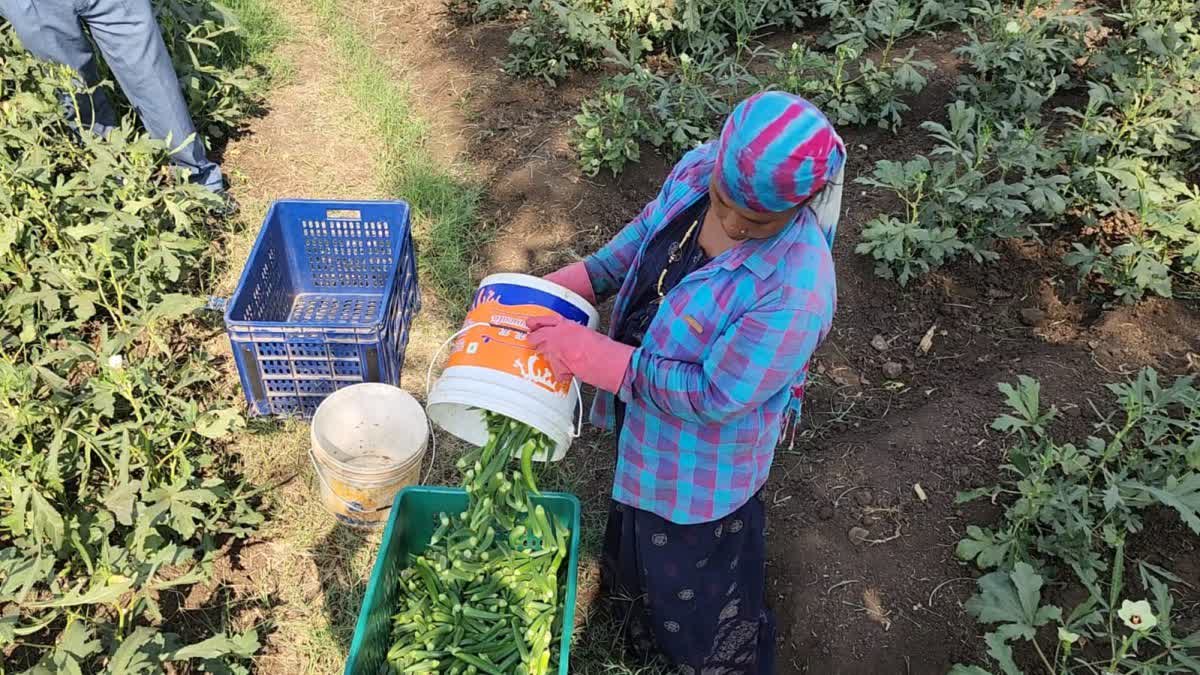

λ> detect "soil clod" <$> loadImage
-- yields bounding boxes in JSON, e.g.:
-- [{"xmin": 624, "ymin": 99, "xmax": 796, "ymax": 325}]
[{"xmin": 1020, "ymin": 307, "xmax": 1047, "ymax": 326}]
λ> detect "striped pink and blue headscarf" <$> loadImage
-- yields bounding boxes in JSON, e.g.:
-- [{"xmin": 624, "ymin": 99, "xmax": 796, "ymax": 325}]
[{"xmin": 716, "ymin": 92, "xmax": 845, "ymax": 215}]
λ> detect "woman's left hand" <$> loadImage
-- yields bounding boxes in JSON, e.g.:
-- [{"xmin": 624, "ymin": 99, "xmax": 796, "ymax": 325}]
[{"xmin": 526, "ymin": 315, "xmax": 633, "ymax": 394}]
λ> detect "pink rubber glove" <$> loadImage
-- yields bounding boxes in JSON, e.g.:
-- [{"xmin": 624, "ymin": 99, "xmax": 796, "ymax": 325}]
[
  {"xmin": 526, "ymin": 315, "xmax": 633, "ymax": 394},
  {"xmin": 544, "ymin": 262, "xmax": 595, "ymax": 304}
]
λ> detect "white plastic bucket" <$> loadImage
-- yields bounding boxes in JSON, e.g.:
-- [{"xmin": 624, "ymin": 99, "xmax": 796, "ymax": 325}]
[
  {"xmin": 427, "ymin": 273, "xmax": 600, "ymax": 461},
  {"xmin": 310, "ymin": 383, "xmax": 429, "ymax": 528}
]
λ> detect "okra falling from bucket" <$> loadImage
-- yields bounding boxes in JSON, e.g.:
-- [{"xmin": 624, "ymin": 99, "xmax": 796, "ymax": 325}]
[{"xmin": 426, "ymin": 273, "xmax": 600, "ymax": 461}]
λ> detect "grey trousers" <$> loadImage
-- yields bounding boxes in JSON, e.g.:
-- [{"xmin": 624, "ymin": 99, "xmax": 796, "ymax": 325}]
[{"xmin": 1, "ymin": 0, "xmax": 224, "ymax": 192}]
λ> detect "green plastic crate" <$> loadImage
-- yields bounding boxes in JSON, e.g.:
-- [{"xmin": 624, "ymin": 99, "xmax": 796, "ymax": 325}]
[{"xmin": 344, "ymin": 485, "xmax": 582, "ymax": 674}]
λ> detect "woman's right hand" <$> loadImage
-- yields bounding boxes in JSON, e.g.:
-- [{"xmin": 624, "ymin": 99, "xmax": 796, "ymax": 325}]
[
  {"xmin": 526, "ymin": 315, "xmax": 632, "ymax": 393},
  {"xmin": 544, "ymin": 262, "xmax": 595, "ymax": 304}
]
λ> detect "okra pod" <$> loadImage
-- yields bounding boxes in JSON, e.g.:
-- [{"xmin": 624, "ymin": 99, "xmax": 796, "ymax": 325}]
[
  {"xmin": 451, "ymin": 650, "xmax": 506, "ymax": 675},
  {"xmin": 388, "ymin": 413, "xmax": 568, "ymax": 673},
  {"xmin": 520, "ymin": 439, "xmax": 539, "ymax": 494},
  {"xmin": 461, "ymin": 604, "xmax": 503, "ymax": 621}
]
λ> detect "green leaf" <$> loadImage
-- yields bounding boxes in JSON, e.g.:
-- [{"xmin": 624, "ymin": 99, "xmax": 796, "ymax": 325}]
[
  {"xmin": 1133, "ymin": 474, "xmax": 1200, "ymax": 534},
  {"xmin": 1103, "ymin": 483, "xmax": 1123, "ymax": 512},
  {"xmin": 0, "ymin": 220, "xmax": 17, "ymax": 257},
  {"xmin": 1054, "ymin": 444, "xmax": 1090, "ymax": 475},
  {"xmin": 1012, "ymin": 562, "xmax": 1046, "ymax": 623},
  {"xmin": 966, "ymin": 563, "xmax": 1060, "ymax": 641},
  {"xmin": 30, "ymin": 575, "xmax": 134, "ymax": 608},
  {"xmin": 999, "ymin": 376, "xmax": 1040, "ymax": 423},
  {"xmin": 0, "ymin": 550, "xmax": 53, "ymax": 602},
  {"xmin": 1137, "ymin": 26, "xmax": 1168, "ymax": 56},
  {"xmin": 2, "ymin": 478, "xmax": 30, "ymax": 537},
  {"xmin": 9, "ymin": 610, "xmax": 58, "ymax": 638},
  {"xmin": 29, "ymin": 488, "xmax": 65, "ymax": 550},
  {"xmin": 957, "ymin": 525, "xmax": 1010, "ymax": 569},
  {"xmin": 992, "ymin": 413, "xmax": 1031, "ymax": 434},
  {"xmin": 1149, "ymin": 578, "xmax": 1173, "ymax": 640},
  {"xmin": 147, "ymin": 293, "xmax": 204, "ymax": 321},
  {"xmin": 194, "ymin": 407, "xmax": 243, "ymax": 439},
  {"xmin": 0, "ymin": 615, "xmax": 15, "ymax": 645},
  {"xmin": 1174, "ymin": 650, "xmax": 1200, "ymax": 672},
  {"xmin": 164, "ymin": 629, "xmax": 259, "ymax": 661},
  {"xmin": 31, "ymin": 620, "xmax": 100, "ymax": 675},
  {"xmin": 985, "ymin": 632, "xmax": 1023, "ymax": 675},
  {"xmin": 103, "ymin": 480, "xmax": 141, "ymax": 527},
  {"xmin": 967, "ymin": 570, "xmax": 1026, "ymax": 630},
  {"xmin": 34, "ymin": 365, "xmax": 71, "ymax": 393},
  {"xmin": 106, "ymin": 627, "xmax": 165, "ymax": 674},
  {"xmin": 69, "ymin": 294, "xmax": 97, "ymax": 322},
  {"xmin": 147, "ymin": 486, "xmax": 221, "ymax": 540},
  {"xmin": 956, "ymin": 486, "xmax": 999, "ymax": 503},
  {"xmin": 1137, "ymin": 560, "xmax": 1184, "ymax": 589},
  {"xmin": 62, "ymin": 222, "xmax": 108, "ymax": 240}
]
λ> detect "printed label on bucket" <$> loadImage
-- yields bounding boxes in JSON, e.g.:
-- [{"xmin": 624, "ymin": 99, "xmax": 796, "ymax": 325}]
[{"xmin": 447, "ymin": 283, "xmax": 590, "ymax": 396}]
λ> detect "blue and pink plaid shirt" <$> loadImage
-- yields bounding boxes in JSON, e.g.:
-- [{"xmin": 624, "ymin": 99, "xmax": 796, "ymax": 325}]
[{"xmin": 584, "ymin": 143, "xmax": 838, "ymax": 524}]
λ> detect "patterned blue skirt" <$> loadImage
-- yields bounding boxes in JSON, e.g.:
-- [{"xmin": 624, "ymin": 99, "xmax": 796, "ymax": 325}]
[{"xmin": 600, "ymin": 493, "xmax": 776, "ymax": 674}]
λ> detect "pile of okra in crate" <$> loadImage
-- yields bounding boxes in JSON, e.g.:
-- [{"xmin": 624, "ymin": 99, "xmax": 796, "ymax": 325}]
[{"xmin": 388, "ymin": 413, "xmax": 569, "ymax": 675}]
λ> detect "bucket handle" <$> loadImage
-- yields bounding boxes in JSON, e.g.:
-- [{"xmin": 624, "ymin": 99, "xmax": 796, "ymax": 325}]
[
  {"xmin": 425, "ymin": 324, "xmax": 586, "ymax": 443},
  {"xmin": 307, "ymin": 449, "xmax": 392, "ymax": 514},
  {"xmin": 419, "ymin": 323, "xmax": 473, "ymax": 483},
  {"xmin": 425, "ymin": 325, "xmax": 475, "ymax": 401},
  {"xmin": 570, "ymin": 379, "xmax": 584, "ymax": 439}
]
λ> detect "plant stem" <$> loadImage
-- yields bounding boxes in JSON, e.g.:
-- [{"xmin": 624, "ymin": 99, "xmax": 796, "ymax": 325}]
[
  {"xmin": 1106, "ymin": 634, "xmax": 1134, "ymax": 673},
  {"xmin": 1032, "ymin": 637, "xmax": 1056, "ymax": 674}
]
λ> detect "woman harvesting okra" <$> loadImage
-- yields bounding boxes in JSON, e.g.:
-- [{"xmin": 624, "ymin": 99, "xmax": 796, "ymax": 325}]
[{"xmin": 529, "ymin": 92, "xmax": 845, "ymax": 673}]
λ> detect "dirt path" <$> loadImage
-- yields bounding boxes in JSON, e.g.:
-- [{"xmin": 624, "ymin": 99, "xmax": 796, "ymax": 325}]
[
  {"xmin": 217, "ymin": 1, "xmax": 385, "ymax": 289},
  {"xmin": 200, "ymin": 0, "xmax": 1200, "ymax": 672},
  {"xmin": 200, "ymin": 1, "xmax": 490, "ymax": 670},
  {"xmin": 197, "ymin": 1, "xmax": 396, "ymax": 671}
]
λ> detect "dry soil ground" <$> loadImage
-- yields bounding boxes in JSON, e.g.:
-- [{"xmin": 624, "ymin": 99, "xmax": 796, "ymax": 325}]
[{"xmin": 196, "ymin": 0, "xmax": 1200, "ymax": 672}]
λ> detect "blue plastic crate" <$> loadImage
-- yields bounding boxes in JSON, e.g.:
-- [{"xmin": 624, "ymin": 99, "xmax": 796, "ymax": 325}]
[{"xmin": 225, "ymin": 199, "xmax": 419, "ymax": 417}]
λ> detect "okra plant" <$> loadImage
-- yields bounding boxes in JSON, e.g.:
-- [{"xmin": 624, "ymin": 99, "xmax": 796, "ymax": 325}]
[
  {"xmin": 1, "ymin": 7, "xmax": 267, "ymax": 670},
  {"xmin": 769, "ymin": 40, "xmax": 933, "ymax": 132},
  {"xmin": 572, "ymin": 49, "xmax": 754, "ymax": 175},
  {"xmin": 855, "ymin": 103, "xmax": 1069, "ymax": 284},
  {"xmin": 955, "ymin": 0, "xmax": 1096, "ymax": 121},
  {"xmin": 953, "ymin": 370, "xmax": 1200, "ymax": 674},
  {"xmin": 781, "ymin": 0, "xmax": 940, "ymax": 131},
  {"xmin": 818, "ymin": 0, "xmax": 965, "ymax": 45},
  {"xmin": 151, "ymin": 0, "xmax": 265, "ymax": 138},
  {"xmin": 573, "ymin": 91, "xmax": 651, "ymax": 176},
  {"xmin": 505, "ymin": 0, "xmax": 608, "ymax": 83},
  {"xmin": 1053, "ymin": 0, "xmax": 1200, "ymax": 301},
  {"xmin": 496, "ymin": 0, "xmax": 805, "ymax": 84}
]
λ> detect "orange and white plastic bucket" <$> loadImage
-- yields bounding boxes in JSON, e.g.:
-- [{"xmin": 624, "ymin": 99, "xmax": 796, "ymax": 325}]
[{"xmin": 426, "ymin": 273, "xmax": 600, "ymax": 461}]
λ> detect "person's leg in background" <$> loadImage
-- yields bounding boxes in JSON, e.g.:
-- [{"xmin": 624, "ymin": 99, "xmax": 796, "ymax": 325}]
[
  {"xmin": 0, "ymin": 0, "xmax": 117, "ymax": 134},
  {"xmin": 78, "ymin": 0, "xmax": 226, "ymax": 194}
]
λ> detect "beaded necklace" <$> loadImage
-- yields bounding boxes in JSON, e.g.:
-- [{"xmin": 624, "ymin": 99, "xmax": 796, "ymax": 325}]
[{"xmin": 655, "ymin": 214, "xmax": 704, "ymax": 298}]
